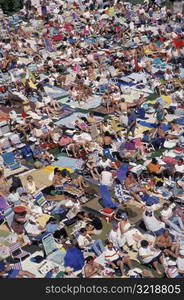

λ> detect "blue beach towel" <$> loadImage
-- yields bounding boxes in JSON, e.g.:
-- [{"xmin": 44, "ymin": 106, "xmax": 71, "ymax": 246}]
[
  {"xmin": 99, "ymin": 185, "xmax": 117, "ymax": 209},
  {"xmin": 117, "ymin": 164, "xmax": 129, "ymax": 184},
  {"xmin": 177, "ymin": 118, "xmax": 184, "ymax": 125}
]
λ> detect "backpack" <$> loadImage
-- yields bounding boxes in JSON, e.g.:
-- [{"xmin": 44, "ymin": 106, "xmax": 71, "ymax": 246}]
[
  {"xmin": 11, "ymin": 176, "xmax": 23, "ymax": 189},
  {"xmin": 21, "ymin": 145, "xmax": 33, "ymax": 160}
]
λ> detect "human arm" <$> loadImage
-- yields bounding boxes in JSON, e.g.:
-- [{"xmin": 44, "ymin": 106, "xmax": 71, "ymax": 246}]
[{"xmin": 84, "ymin": 264, "xmax": 102, "ymax": 278}]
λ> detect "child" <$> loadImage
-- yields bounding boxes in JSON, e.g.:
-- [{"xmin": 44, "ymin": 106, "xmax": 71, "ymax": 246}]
[{"xmin": 8, "ymin": 187, "xmax": 21, "ymax": 206}]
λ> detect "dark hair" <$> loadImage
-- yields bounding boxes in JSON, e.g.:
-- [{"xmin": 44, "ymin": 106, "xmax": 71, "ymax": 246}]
[
  {"xmin": 54, "ymin": 167, "xmax": 59, "ymax": 175},
  {"xmin": 85, "ymin": 256, "xmax": 94, "ymax": 263},
  {"xmin": 9, "ymin": 186, "xmax": 16, "ymax": 193},
  {"xmin": 106, "ymin": 240, "xmax": 113, "ymax": 246},
  {"xmin": 46, "ymin": 217, "xmax": 56, "ymax": 225},
  {"xmin": 104, "ymin": 131, "xmax": 111, "ymax": 137},
  {"xmin": 152, "ymin": 158, "xmax": 158, "ymax": 164},
  {"xmin": 145, "ymin": 210, "xmax": 152, "ymax": 217},
  {"xmin": 115, "ymin": 178, "xmax": 121, "ymax": 184},
  {"xmin": 79, "ymin": 228, "xmax": 87, "ymax": 234},
  {"xmin": 156, "ymin": 181, "xmax": 163, "ymax": 187},
  {"xmin": 60, "ymin": 169, "xmax": 69, "ymax": 177},
  {"xmin": 140, "ymin": 240, "xmax": 149, "ymax": 248},
  {"xmin": 105, "ymin": 166, "xmax": 111, "ymax": 171}
]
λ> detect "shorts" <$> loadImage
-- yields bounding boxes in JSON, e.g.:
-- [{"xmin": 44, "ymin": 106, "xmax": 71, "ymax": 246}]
[
  {"xmin": 110, "ymin": 258, "xmax": 120, "ymax": 266},
  {"xmin": 130, "ymin": 185, "xmax": 140, "ymax": 192},
  {"xmin": 7, "ymin": 269, "xmax": 20, "ymax": 278},
  {"xmin": 149, "ymin": 252, "xmax": 162, "ymax": 264}
]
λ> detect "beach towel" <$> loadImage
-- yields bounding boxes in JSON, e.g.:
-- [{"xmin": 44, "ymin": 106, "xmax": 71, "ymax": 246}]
[
  {"xmin": 51, "ymin": 105, "xmax": 75, "ymax": 121},
  {"xmin": 99, "ymin": 185, "xmax": 117, "ymax": 209},
  {"xmin": 36, "ymin": 214, "xmax": 51, "ymax": 227},
  {"xmin": 141, "ymin": 194, "xmax": 160, "ymax": 206},
  {"xmin": 177, "ymin": 118, "xmax": 184, "ymax": 125},
  {"xmin": 91, "ymin": 105, "xmax": 114, "ymax": 115},
  {"xmin": 44, "ymin": 85, "xmax": 69, "ymax": 99},
  {"xmin": 52, "ymin": 34, "xmax": 63, "ymax": 41},
  {"xmin": 138, "ymin": 121, "xmax": 156, "ymax": 128},
  {"xmin": 52, "ymin": 156, "xmax": 83, "ymax": 170},
  {"xmin": 136, "ymin": 108, "xmax": 146, "ymax": 119},
  {"xmin": 55, "ymin": 112, "xmax": 86, "ymax": 128},
  {"xmin": 162, "ymin": 157, "xmax": 178, "ymax": 165},
  {"xmin": 43, "ymin": 38, "xmax": 56, "ymax": 52},
  {"xmin": 180, "ymin": 68, "xmax": 184, "ymax": 79},
  {"xmin": 117, "ymin": 163, "xmax": 129, "ymax": 184},
  {"xmin": 58, "ymin": 94, "xmax": 102, "ymax": 110},
  {"xmin": 139, "ymin": 121, "xmax": 170, "ymax": 132}
]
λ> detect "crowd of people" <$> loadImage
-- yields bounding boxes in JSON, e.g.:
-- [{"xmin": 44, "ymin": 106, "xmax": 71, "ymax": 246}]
[{"xmin": 0, "ymin": 0, "xmax": 184, "ymax": 278}]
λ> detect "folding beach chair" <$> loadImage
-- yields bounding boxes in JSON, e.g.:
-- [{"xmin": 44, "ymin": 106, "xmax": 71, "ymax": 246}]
[
  {"xmin": 2, "ymin": 152, "xmax": 21, "ymax": 170},
  {"xmin": 9, "ymin": 242, "xmax": 30, "ymax": 262},
  {"xmin": 42, "ymin": 233, "xmax": 66, "ymax": 265},
  {"xmin": 3, "ymin": 207, "xmax": 14, "ymax": 229},
  {"xmin": 33, "ymin": 191, "xmax": 53, "ymax": 214},
  {"xmin": 34, "ymin": 191, "xmax": 48, "ymax": 207},
  {"xmin": 9, "ymin": 133, "xmax": 25, "ymax": 149}
]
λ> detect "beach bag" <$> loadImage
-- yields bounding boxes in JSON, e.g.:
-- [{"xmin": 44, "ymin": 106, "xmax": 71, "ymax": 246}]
[
  {"xmin": 100, "ymin": 208, "xmax": 115, "ymax": 222},
  {"xmin": 21, "ymin": 145, "xmax": 33, "ymax": 160}
]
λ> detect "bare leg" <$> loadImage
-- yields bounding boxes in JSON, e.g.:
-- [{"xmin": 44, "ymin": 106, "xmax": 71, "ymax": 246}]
[
  {"xmin": 130, "ymin": 191, "xmax": 143, "ymax": 203},
  {"xmin": 89, "ymin": 169, "xmax": 99, "ymax": 180},
  {"xmin": 16, "ymin": 271, "xmax": 36, "ymax": 278},
  {"xmin": 117, "ymin": 260, "xmax": 125, "ymax": 276},
  {"xmin": 76, "ymin": 175, "xmax": 88, "ymax": 188},
  {"xmin": 152, "ymin": 261, "xmax": 161, "ymax": 275},
  {"xmin": 123, "ymin": 256, "xmax": 133, "ymax": 270}
]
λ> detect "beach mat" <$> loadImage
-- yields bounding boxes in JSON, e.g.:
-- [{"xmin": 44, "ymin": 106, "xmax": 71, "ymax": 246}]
[
  {"xmin": 117, "ymin": 163, "xmax": 129, "ymax": 184},
  {"xmin": 52, "ymin": 105, "xmax": 76, "ymax": 122},
  {"xmin": 58, "ymin": 94, "xmax": 102, "ymax": 110},
  {"xmin": 99, "ymin": 185, "xmax": 117, "ymax": 209},
  {"xmin": 55, "ymin": 112, "xmax": 87, "ymax": 128},
  {"xmin": 44, "ymin": 85, "xmax": 69, "ymax": 99},
  {"xmin": 91, "ymin": 105, "xmax": 114, "ymax": 115},
  {"xmin": 52, "ymin": 156, "xmax": 83, "ymax": 170}
]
